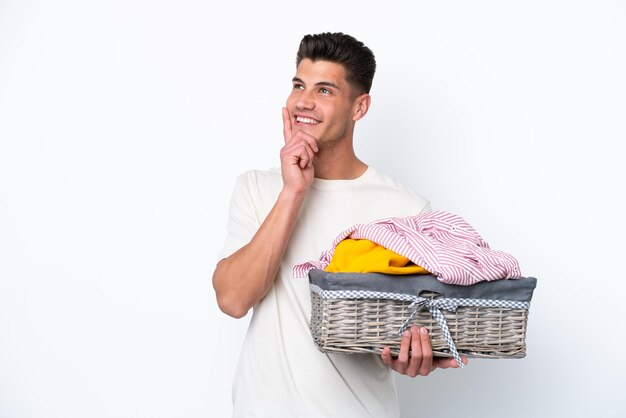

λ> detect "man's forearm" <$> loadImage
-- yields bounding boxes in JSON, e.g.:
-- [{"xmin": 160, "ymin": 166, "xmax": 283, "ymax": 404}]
[{"xmin": 212, "ymin": 190, "xmax": 307, "ymax": 318}]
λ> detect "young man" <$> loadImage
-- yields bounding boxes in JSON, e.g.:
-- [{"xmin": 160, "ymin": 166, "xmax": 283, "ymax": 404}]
[{"xmin": 213, "ymin": 32, "xmax": 466, "ymax": 418}]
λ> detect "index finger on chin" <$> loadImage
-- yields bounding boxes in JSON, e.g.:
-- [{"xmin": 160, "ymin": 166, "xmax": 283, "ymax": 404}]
[{"xmin": 282, "ymin": 107, "xmax": 292, "ymax": 144}]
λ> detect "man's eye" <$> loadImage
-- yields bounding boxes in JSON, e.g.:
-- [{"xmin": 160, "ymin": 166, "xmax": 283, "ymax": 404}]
[
  {"xmin": 320, "ymin": 88, "xmax": 330, "ymax": 94},
  {"xmin": 293, "ymin": 84, "xmax": 304, "ymax": 90}
]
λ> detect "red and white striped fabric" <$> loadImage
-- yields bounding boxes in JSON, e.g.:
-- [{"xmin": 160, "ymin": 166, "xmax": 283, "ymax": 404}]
[{"xmin": 293, "ymin": 211, "xmax": 521, "ymax": 285}]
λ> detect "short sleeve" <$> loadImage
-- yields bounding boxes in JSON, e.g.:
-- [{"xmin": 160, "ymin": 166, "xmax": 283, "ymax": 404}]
[{"xmin": 217, "ymin": 174, "xmax": 261, "ymax": 260}]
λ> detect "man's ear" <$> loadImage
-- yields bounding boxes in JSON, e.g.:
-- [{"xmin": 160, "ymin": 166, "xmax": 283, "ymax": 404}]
[{"xmin": 352, "ymin": 94, "xmax": 371, "ymax": 122}]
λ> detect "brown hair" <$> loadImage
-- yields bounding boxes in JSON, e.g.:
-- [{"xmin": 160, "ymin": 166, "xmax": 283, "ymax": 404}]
[{"xmin": 296, "ymin": 32, "xmax": 376, "ymax": 94}]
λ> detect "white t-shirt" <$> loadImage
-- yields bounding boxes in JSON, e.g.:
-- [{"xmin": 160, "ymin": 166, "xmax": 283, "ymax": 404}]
[{"xmin": 218, "ymin": 166, "xmax": 431, "ymax": 418}]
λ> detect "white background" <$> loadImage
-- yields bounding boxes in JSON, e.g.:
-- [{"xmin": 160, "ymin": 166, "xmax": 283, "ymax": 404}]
[{"xmin": 1, "ymin": 1, "xmax": 625, "ymax": 417}]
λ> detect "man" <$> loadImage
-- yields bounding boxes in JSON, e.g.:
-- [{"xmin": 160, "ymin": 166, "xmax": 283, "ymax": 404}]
[{"xmin": 213, "ymin": 32, "xmax": 466, "ymax": 418}]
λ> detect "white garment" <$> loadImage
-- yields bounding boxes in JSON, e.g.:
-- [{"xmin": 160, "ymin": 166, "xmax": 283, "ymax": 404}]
[{"xmin": 218, "ymin": 166, "xmax": 431, "ymax": 418}]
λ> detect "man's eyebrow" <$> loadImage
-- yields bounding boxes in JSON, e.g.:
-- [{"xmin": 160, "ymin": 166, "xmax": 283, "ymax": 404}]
[{"xmin": 292, "ymin": 77, "xmax": 341, "ymax": 90}]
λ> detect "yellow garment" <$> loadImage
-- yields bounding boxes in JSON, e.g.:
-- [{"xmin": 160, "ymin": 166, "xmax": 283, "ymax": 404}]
[{"xmin": 325, "ymin": 239, "xmax": 430, "ymax": 275}]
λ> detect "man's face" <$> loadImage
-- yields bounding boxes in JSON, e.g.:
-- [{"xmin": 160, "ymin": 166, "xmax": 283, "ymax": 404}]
[{"xmin": 286, "ymin": 59, "xmax": 359, "ymax": 149}]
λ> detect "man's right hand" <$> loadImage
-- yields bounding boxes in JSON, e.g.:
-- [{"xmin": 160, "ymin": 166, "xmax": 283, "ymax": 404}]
[{"xmin": 280, "ymin": 107, "xmax": 318, "ymax": 195}]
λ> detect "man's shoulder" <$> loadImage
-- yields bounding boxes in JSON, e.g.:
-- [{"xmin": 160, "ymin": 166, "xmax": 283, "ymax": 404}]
[
  {"xmin": 371, "ymin": 167, "xmax": 430, "ymax": 212},
  {"xmin": 235, "ymin": 167, "xmax": 282, "ymax": 186},
  {"xmin": 367, "ymin": 166, "xmax": 426, "ymax": 196}
]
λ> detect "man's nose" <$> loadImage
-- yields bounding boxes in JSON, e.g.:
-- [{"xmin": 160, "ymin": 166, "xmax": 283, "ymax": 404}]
[{"xmin": 296, "ymin": 90, "xmax": 315, "ymax": 110}]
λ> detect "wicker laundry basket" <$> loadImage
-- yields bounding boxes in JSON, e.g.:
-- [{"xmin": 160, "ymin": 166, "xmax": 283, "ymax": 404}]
[{"xmin": 308, "ymin": 269, "xmax": 537, "ymax": 366}]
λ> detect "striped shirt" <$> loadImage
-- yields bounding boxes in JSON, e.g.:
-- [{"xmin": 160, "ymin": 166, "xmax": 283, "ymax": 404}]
[{"xmin": 293, "ymin": 211, "xmax": 521, "ymax": 285}]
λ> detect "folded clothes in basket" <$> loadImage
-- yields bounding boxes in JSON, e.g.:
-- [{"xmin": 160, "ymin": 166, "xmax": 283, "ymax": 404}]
[{"xmin": 308, "ymin": 269, "xmax": 537, "ymax": 368}]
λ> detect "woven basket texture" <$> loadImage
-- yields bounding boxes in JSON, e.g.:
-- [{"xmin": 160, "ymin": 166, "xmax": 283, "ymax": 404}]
[{"xmin": 310, "ymin": 291, "xmax": 529, "ymax": 359}]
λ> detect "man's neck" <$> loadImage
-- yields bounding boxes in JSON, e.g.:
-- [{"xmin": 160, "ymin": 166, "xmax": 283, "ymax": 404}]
[{"xmin": 313, "ymin": 152, "xmax": 368, "ymax": 180}]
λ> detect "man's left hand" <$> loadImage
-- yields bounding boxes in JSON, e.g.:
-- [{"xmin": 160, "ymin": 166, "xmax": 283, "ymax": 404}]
[{"xmin": 381, "ymin": 325, "xmax": 468, "ymax": 377}]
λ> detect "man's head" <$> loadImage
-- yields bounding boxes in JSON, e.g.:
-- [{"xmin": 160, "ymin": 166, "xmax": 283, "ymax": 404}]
[
  {"xmin": 296, "ymin": 32, "xmax": 376, "ymax": 96},
  {"xmin": 286, "ymin": 33, "xmax": 375, "ymax": 153}
]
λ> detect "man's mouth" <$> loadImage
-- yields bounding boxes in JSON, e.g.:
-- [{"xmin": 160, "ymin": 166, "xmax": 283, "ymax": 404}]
[{"xmin": 295, "ymin": 116, "xmax": 321, "ymax": 125}]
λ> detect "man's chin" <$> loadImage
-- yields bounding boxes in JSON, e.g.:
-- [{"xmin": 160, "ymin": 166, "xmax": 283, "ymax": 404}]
[{"xmin": 294, "ymin": 126, "xmax": 320, "ymax": 141}]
